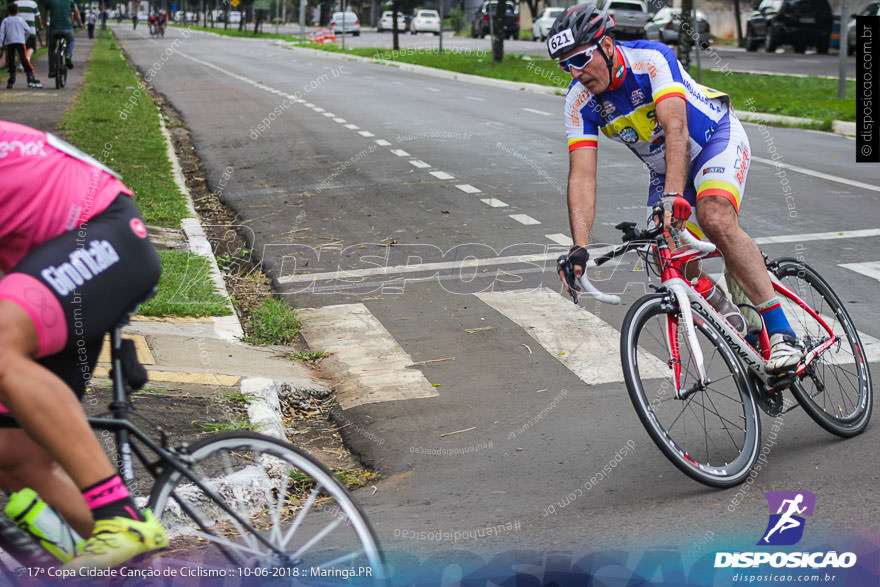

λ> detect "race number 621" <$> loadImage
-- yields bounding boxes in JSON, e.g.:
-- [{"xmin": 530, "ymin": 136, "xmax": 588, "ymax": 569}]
[{"xmin": 548, "ymin": 28, "xmax": 575, "ymax": 53}]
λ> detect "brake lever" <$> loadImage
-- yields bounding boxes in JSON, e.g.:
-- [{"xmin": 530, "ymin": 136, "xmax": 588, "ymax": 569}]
[{"xmin": 557, "ymin": 254, "xmax": 579, "ymax": 305}]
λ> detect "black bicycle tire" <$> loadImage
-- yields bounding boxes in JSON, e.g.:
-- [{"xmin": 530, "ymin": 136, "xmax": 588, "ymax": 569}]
[
  {"xmin": 621, "ymin": 293, "xmax": 761, "ymax": 488},
  {"xmin": 772, "ymin": 258, "xmax": 873, "ymax": 437},
  {"xmin": 148, "ymin": 431, "xmax": 385, "ymax": 579}
]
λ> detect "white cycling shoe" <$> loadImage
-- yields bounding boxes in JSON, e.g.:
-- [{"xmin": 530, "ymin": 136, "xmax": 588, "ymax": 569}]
[{"xmin": 765, "ymin": 333, "xmax": 805, "ymax": 373}]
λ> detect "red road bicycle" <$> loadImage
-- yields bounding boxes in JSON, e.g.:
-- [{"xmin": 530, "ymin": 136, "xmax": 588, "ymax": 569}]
[{"xmin": 561, "ymin": 212, "xmax": 873, "ymax": 487}]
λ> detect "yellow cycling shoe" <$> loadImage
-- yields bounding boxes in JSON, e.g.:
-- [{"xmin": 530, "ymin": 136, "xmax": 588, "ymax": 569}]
[{"xmin": 63, "ymin": 509, "xmax": 168, "ymax": 570}]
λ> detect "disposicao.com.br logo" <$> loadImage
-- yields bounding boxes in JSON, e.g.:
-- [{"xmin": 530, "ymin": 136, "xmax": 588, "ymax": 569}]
[{"xmin": 714, "ymin": 491, "xmax": 858, "ymax": 570}]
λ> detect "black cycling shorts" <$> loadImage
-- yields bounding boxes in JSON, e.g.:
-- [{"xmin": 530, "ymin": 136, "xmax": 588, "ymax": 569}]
[{"xmin": 0, "ymin": 194, "xmax": 161, "ymax": 398}]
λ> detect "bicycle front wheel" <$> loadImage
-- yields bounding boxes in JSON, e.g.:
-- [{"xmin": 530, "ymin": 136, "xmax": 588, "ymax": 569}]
[
  {"xmin": 621, "ymin": 293, "xmax": 761, "ymax": 488},
  {"xmin": 149, "ymin": 432, "xmax": 384, "ymax": 582},
  {"xmin": 772, "ymin": 259, "xmax": 873, "ymax": 437}
]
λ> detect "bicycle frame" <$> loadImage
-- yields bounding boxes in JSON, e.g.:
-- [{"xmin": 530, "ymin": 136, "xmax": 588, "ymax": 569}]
[
  {"xmin": 655, "ymin": 244, "xmax": 839, "ymax": 398},
  {"xmin": 582, "ymin": 225, "xmax": 840, "ymax": 399}
]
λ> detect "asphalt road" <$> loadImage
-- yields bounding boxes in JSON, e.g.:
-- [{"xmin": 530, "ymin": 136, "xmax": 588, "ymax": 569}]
[{"xmin": 116, "ymin": 24, "xmax": 878, "ymax": 579}]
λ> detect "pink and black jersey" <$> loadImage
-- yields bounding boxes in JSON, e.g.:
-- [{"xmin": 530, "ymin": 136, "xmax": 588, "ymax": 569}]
[
  {"xmin": 0, "ymin": 120, "xmax": 130, "ymax": 272},
  {"xmin": 563, "ymin": 40, "xmax": 731, "ymax": 177}
]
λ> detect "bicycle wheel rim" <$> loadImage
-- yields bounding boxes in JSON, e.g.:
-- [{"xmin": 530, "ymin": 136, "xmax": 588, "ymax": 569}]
[
  {"xmin": 149, "ymin": 432, "xmax": 384, "ymax": 582},
  {"xmin": 773, "ymin": 259, "xmax": 873, "ymax": 436},
  {"xmin": 621, "ymin": 294, "xmax": 761, "ymax": 487}
]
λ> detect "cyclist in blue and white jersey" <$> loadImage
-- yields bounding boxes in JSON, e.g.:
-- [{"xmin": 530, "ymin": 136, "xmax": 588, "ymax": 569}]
[{"xmin": 549, "ymin": 3, "xmax": 803, "ymax": 372}]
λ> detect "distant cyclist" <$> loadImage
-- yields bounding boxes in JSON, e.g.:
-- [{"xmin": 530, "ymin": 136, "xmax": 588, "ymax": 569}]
[
  {"xmin": 0, "ymin": 120, "xmax": 168, "ymax": 568},
  {"xmin": 39, "ymin": 0, "xmax": 82, "ymax": 78},
  {"xmin": 549, "ymin": 4, "xmax": 803, "ymax": 372}
]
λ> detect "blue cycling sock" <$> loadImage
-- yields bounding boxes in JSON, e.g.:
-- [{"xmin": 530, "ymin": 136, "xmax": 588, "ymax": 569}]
[{"xmin": 757, "ymin": 298, "xmax": 796, "ymax": 340}]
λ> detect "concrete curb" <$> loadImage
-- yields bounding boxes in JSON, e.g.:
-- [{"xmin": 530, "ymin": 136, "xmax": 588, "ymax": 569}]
[{"xmin": 157, "ymin": 114, "xmax": 290, "ymax": 441}]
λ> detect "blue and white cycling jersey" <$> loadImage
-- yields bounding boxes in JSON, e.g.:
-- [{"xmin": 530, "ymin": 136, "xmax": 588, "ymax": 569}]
[{"xmin": 564, "ymin": 40, "xmax": 731, "ymax": 177}]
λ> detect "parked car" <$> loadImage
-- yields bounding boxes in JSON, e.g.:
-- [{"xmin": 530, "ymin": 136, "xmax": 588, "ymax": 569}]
[
  {"xmin": 531, "ymin": 6, "xmax": 563, "ymax": 41},
  {"xmin": 600, "ymin": 0, "xmax": 650, "ymax": 39},
  {"xmin": 330, "ymin": 11, "xmax": 360, "ymax": 35},
  {"xmin": 470, "ymin": 1, "xmax": 519, "ymax": 39},
  {"xmin": 745, "ymin": 0, "xmax": 832, "ymax": 53},
  {"xmin": 644, "ymin": 7, "xmax": 711, "ymax": 47},
  {"xmin": 378, "ymin": 11, "xmax": 407, "ymax": 32},
  {"xmin": 848, "ymin": 1, "xmax": 879, "ymax": 54},
  {"xmin": 411, "ymin": 9, "xmax": 441, "ymax": 34}
]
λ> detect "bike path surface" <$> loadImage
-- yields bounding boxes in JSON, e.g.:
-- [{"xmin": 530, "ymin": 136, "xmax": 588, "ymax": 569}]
[{"xmin": 113, "ymin": 23, "xmax": 880, "ymax": 561}]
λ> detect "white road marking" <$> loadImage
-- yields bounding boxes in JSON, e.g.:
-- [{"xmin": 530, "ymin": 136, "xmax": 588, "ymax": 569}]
[
  {"xmin": 409, "ymin": 160, "xmax": 431, "ymax": 168},
  {"xmin": 751, "ymin": 156, "xmax": 880, "ymax": 193},
  {"xmin": 545, "ymin": 233, "xmax": 573, "ymax": 246},
  {"xmin": 523, "ymin": 108, "xmax": 552, "ymax": 116},
  {"xmin": 455, "ymin": 184, "xmax": 482, "ymax": 194},
  {"xmin": 312, "ymin": 107, "xmax": 325, "ymax": 112},
  {"xmin": 298, "ymin": 304, "xmax": 438, "ymax": 409},
  {"xmin": 333, "ymin": 117, "xmax": 347, "ymax": 123},
  {"xmin": 359, "ymin": 131, "xmax": 375, "ymax": 137},
  {"xmin": 304, "ymin": 102, "xmax": 314, "ymax": 107},
  {"xmin": 510, "ymin": 214, "xmax": 541, "ymax": 225},
  {"xmin": 345, "ymin": 124, "xmax": 360, "ymax": 130},
  {"xmin": 840, "ymin": 261, "xmax": 880, "ymax": 283},
  {"xmin": 375, "ymin": 139, "xmax": 392, "ymax": 146},
  {"xmin": 277, "ymin": 252, "xmax": 564, "ymax": 284},
  {"xmin": 481, "ymin": 198, "xmax": 508, "ymax": 208},
  {"xmin": 390, "ymin": 149, "xmax": 411, "ymax": 157},
  {"xmin": 322, "ymin": 112, "xmax": 335, "ymax": 117},
  {"xmin": 753, "ymin": 228, "xmax": 880, "ymax": 245},
  {"xmin": 428, "ymin": 87, "xmax": 440, "ymax": 92},
  {"xmin": 465, "ymin": 96, "xmax": 485, "ymax": 101},
  {"xmin": 430, "ymin": 171, "xmax": 455, "ymax": 180},
  {"xmin": 476, "ymin": 288, "xmax": 668, "ymax": 385}
]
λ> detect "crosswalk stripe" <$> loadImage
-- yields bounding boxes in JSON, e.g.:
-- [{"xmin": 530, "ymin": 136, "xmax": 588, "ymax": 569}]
[
  {"xmin": 476, "ymin": 288, "xmax": 669, "ymax": 385},
  {"xmin": 298, "ymin": 304, "xmax": 439, "ymax": 409},
  {"xmin": 840, "ymin": 261, "xmax": 880, "ymax": 283}
]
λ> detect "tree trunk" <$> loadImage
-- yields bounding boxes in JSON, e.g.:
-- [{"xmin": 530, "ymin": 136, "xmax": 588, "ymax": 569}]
[
  {"xmin": 392, "ymin": 0, "xmax": 400, "ymax": 50},
  {"xmin": 677, "ymin": 0, "xmax": 693, "ymax": 69},
  {"xmin": 733, "ymin": 0, "xmax": 744, "ymax": 47},
  {"xmin": 491, "ymin": 2, "xmax": 504, "ymax": 63}
]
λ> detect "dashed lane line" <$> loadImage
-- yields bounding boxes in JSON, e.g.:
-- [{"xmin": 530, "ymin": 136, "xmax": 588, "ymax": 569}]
[
  {"xmin": 510, "ymin": 214, "xmax": 541, "ymax": 225},
  {"xmin": 455, "ymin": 184, "xmax": 482, "ymax": 194},
  {"xmin": 481, "ymin": 198, "xmax": 508, "ymax": 208}
]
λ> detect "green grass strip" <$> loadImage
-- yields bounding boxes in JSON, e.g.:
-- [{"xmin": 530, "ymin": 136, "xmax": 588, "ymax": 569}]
[
  {"xmin": 57, "ymin": 29, "xmax": 189, "ymax": 227},
  {"xmin": 58, "ymin": 29, "xmax": 229, "ymax": 317},
  {"xmin": 292, "ymin": 41, "xmax": 855, "ymax": 123},
  {"xmin": 139, "ymin": 251, "xmax": 230, "ymax": 317}
]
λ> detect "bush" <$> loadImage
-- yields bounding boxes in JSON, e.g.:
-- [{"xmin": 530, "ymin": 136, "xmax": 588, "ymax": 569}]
[{"xmin": 449, "ymin": 7, "xmax": 466, "ymax": 33}]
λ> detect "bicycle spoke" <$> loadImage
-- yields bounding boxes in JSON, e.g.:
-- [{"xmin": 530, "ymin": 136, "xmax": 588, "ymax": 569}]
[
  {"xmin": 290, "ymin": 517, "xmax": 344, "ymax": 561},
  {"xmin": 282, "ymin": 486, "xmax": 320, "ymax": 551}
]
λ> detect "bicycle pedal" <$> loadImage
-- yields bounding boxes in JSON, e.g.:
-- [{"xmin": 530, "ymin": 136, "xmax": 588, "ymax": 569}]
[{"xmin": 767, "ymin": 371, "xmax": 796, "ymax": 388}]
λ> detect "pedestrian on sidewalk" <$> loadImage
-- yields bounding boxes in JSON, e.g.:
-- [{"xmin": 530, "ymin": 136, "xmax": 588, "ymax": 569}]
[
  {"xmin": 0, "ymin": 3, "xmax": 42, "ymax": 88},
  {"xmin": 13, "ymin": 0, "xmax": 42, "ymax": 62},
  {"xmin": 85, "ymin": 9, "xmax": 95, "ymax": 38},
  {"xmin": 39, "ymin": 0, "xmax": 81, "ymax": 78}
]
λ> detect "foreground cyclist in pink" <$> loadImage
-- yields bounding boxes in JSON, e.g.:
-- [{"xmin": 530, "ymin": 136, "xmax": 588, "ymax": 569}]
[
  {"xmin": 0, "ymin": 120, "xmax": 167, "ymax": 567},
  {"xmin": 549, "ymin": 4, "xmax": 803, "ymax": 372}
]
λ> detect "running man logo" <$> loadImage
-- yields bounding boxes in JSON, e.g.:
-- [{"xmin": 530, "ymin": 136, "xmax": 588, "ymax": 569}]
[{"xmin": 758, "ymin": 491, "xmax": 816, "ymax": 546}]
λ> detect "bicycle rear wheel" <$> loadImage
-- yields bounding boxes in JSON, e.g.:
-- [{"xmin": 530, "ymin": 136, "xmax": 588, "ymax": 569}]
[
  {"xmin": 149, "ymin": 432, "xmax": 384, "ymax": 582},
  {"xmin": 772, "ymin": 259, "xmax": 873, "ymax": 437},
  {"xmin": 621, "ymin": 293, "xmax": 761, "ymax": 487}
]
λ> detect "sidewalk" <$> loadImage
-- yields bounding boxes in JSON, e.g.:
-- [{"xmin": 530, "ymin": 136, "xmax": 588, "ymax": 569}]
[{"xmin": 0, "ymin": 30, "xmax": 328, "ymax": 448}]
